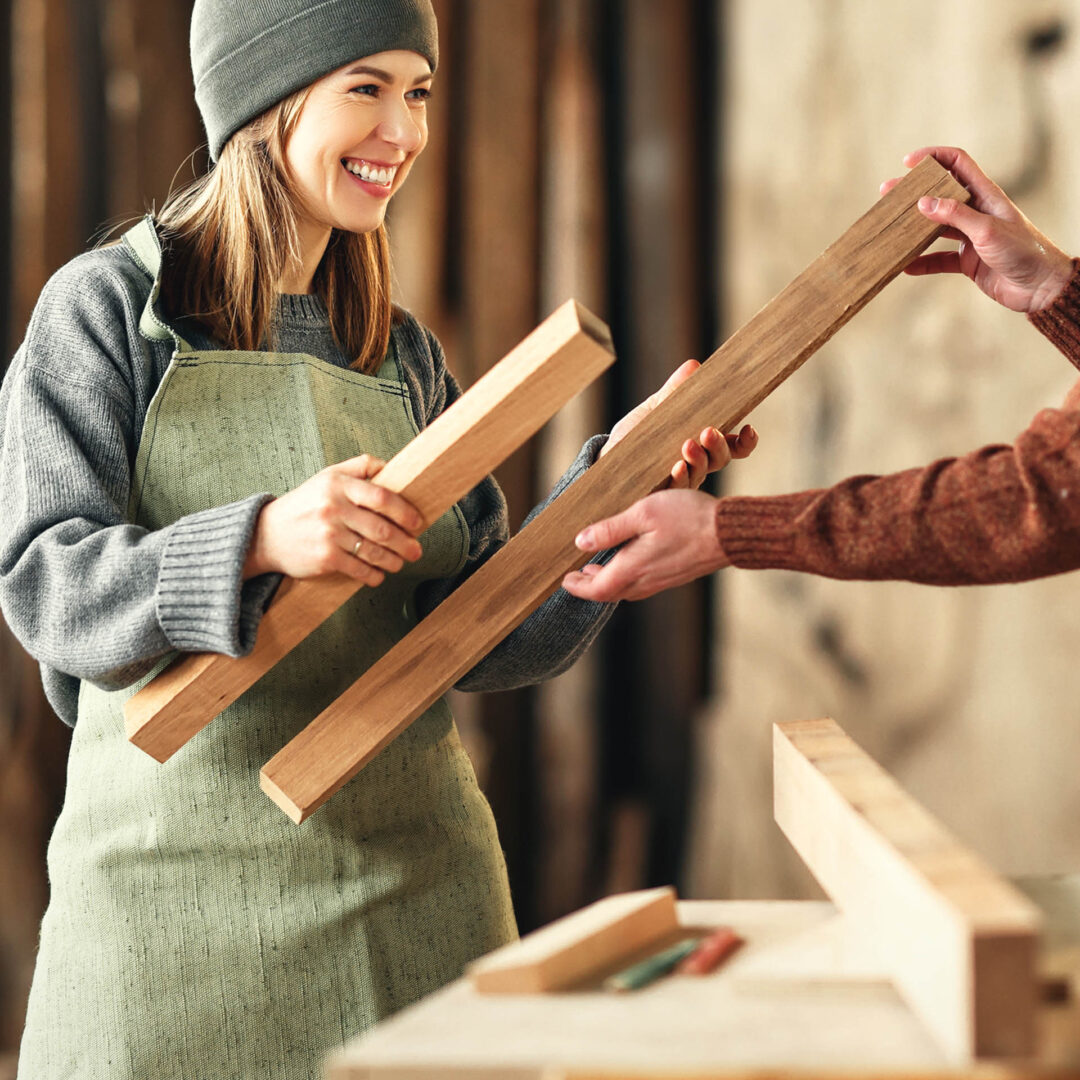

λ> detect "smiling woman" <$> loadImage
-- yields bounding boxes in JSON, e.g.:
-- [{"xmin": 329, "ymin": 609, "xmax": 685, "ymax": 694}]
[
  {"xmin": 0, "ymin": 1, "xmax": 742, "ymax": 1078},
  {"xmin": 282, "ymin": 52, "xmax": 434, "ymax": 289}
]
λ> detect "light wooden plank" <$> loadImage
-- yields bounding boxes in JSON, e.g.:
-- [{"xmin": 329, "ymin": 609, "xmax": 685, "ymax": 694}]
[
  {"xmin": 773, "ymin": 718, "xmax": 1043, "ymax": 1062},
  {"xmin": 467, "ymin": 886, "xmax": 677, "ymax": 994},
  {"xmin": 123, "ymin": 299, "xmax": 615, "ymax": 762},
  {"xmin": 260, "ymin": 155, "xmax": 970, "ymax": 822}
]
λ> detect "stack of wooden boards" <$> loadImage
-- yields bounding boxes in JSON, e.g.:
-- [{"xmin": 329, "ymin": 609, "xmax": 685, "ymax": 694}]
[
  {"xmin": 328, "ymin": 719, "xmax": 1080, "ymax": 1078},
  {"xmin": 123, "ymin": 156, "xmax": 970, "ymax": 823}
]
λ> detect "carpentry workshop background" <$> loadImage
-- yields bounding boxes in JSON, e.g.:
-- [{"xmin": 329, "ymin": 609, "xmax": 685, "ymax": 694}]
[{"xmin": 0, "ymin": 0, "xmax": 1079, "ymax": 1068}]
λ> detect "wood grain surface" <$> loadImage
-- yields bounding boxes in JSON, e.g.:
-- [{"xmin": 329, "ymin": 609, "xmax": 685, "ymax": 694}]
[
  {"xmin": 124, "ymin": 299, "xmax": 614, "ymax": 762},
  {"xmin": 260, "ymin": 156, "xmax": 970, "ymax": 823},
  {"xmin": 774, "ymin": 718, "xmax": 1044, "ymax": 1061}
]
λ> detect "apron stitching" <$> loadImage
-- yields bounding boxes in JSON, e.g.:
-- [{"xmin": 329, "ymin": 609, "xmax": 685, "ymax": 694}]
[{"xmin": 176, "ymin": 356, "xmax": 407, "ymax": 397}]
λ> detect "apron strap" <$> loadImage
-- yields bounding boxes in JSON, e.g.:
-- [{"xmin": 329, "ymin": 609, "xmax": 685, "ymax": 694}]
[
  {"xmin": 122, "ymin": 216, "xmax": 194, "ymax": 354},
  {"xmin": 380, "ymin": 333, "xmax": 401, "ymax": 381}
]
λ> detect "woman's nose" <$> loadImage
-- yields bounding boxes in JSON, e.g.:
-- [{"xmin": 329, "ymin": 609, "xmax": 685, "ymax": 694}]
[{"xmin": 378, "ymin": 102, "xmax": 424, "ymax": 153}]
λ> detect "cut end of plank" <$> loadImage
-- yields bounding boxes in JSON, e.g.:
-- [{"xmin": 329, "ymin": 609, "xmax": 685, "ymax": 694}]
[
  {"xmin": 124, "ymin": 652, "xmax": 222, "ymax": 762},
  {"xmin": 569, "ymin": 299, "xmax": 616, "ymax": 352},
  {"xmin": 125, "ymin": 717, "xmax": 175, "ymax": 764},
  {"xmin": 259, "ymin": 769, "xmax": 307, "ymax": 825}
]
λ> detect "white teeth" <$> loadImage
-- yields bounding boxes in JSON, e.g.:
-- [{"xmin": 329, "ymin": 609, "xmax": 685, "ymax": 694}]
[{"xmin": 344, "ymin": 161, "xmax": 396, "ymax": 187}]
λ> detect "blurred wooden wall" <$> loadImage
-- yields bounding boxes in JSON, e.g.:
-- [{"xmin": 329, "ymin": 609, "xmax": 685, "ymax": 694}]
[
  {"xmin": 0, "ymin": 0, "xmax": 723, "ymax": 1055},
  {"xmin": 689, "ymin": 0, "xmax": 1080, "ymax": 901}
]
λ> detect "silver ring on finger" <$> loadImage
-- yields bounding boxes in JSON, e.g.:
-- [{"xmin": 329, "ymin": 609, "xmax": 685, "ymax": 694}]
[{"xmin": 352, "ymin": 537, "xmax": 363, "ymax": 558}]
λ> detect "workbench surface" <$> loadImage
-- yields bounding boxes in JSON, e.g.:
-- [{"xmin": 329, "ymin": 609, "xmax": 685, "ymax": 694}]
[{"xmin": 328, "ymin": 884, "xmax": 1080, "ymax": 1079}]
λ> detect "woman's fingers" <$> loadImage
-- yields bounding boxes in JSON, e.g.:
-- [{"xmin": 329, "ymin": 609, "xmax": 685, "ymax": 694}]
[
  {"xmin": 339, "ymin": 503, "xmax": 423, "ymax": 565},
  {"xmin": 340, "ymin": 476, "xmax": 425, "ymax": 537},
  {"xmin": 659, "ymin": 358, "xmax": 702, "ymax": 396},
  {"xmin": 678, "ymin": 439, "xmax": 707, "ymax": 489},
  {"xmin": 727, "ymin": 423, "xmax": 758, "ymax": 460},
  {"xmin": 338, "ymin": 453, "xmax": 387, "ymax": 480}
]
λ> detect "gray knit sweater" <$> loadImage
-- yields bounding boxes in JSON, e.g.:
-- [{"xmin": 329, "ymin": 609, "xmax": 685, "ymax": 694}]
[{"xmin": 0, "ymin": 241, "xmax": 614, "ymax": 726}]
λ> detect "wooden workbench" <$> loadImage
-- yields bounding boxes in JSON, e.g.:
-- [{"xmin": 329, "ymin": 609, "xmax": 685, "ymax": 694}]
[{"xmin": 328, "ymin": 879, "xmax": 1080, "ymax": 1080}]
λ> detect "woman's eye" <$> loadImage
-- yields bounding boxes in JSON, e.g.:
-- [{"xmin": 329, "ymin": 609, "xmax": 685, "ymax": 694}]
[
  {"xmin": 407, "ymin": 88, "xmax": 432, "ymax": 103},
  {"xmin": 350, "ymin": 83, "xmax": 379, "ymax": 97}
]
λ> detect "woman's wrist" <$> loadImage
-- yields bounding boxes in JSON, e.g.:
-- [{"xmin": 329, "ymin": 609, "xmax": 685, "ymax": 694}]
[{"xmin": 243, "ymin": 502, "xmax": 276, "ymax": 579}]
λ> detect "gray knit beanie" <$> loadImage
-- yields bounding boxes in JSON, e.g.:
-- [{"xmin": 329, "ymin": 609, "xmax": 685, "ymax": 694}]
[{"xmin": 191, "ymin": 0, "xmax": 439, "ymax": 162}]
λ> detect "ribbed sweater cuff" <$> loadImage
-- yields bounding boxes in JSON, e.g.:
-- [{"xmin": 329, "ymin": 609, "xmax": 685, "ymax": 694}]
[
  {"xmin": 715, "ymin": 493, "xmax": 817, "ymax": 571},
  {"xmin": 1030, "ymin": 258, "xmax": 1080, "ymax": 365},
  {"xmin": 157, "ymin": 493, "xmax": 276, "ymax": 655}
]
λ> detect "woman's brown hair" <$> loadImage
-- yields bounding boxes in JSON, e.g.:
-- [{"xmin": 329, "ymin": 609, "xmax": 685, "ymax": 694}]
[{"xmin": 156, "ymin": 87, "xmax": 396, "ymax": 372}]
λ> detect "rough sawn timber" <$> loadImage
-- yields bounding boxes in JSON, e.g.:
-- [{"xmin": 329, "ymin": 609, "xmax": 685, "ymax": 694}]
[
  {"xmin": 261, "ymin": 155, "xmax": 969, "ymax": 823},
  {"xmin": 124, "ymin": 299, "xmax": 615, "ymax": 762},
  {"xmin": 773, "ymin": 718, "xmax": 1043, "ymax": 1062}
]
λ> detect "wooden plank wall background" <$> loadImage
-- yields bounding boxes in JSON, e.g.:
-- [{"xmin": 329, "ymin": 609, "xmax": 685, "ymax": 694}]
[{"xmin": 3, "ymin": 0, "xmax": 1079, "ymax": 1068}]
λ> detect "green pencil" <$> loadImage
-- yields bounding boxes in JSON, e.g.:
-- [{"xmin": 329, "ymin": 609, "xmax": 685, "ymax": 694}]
[{"xmin": 602, "ymin": 937, "xmax": 701, "ymax": 993}]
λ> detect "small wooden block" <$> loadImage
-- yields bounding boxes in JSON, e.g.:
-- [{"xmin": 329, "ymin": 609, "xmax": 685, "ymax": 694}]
[
  {"xmin": 773, "ymin": 718, "xmax": 1044, "ymax": 1062},
  {"xmin": 261, "ymin": 156, "xmax": 971, "ymax": 823},
  {"xmin": 467, "ymin": 886, "xmax": 678, "ymax": 993},
  {"xmin": 123, "ymin": 299, "xmax": 615, "ymax": 763}
]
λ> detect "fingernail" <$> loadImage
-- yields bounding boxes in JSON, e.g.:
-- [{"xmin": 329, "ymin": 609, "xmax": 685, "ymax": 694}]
[
  {"xmin": 919, "ymin": 197, "xmax": 939, "ymax": 213},
  {"xmin": 576, "ymin": 529, "xmax": 593, "ymax": 549}
]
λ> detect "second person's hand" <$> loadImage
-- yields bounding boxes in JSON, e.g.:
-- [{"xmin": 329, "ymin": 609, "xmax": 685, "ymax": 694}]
[
  {"xmin": 603, "ymin": 359, "xmax": 758, "ymax": 489},
  {"xmin": 881, "ymin": 146, "xmax": 1074, "ymax": 313}
]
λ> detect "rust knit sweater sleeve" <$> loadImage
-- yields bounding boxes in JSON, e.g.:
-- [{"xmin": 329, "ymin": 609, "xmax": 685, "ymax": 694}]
[{"xmin": 714, "ymin": 259, "xmax": 1080, "ymax": 584}]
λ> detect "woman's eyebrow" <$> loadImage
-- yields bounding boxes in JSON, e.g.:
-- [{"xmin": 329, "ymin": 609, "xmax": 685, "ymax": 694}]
[{"xmin": 343, "ymin": 63, "xmax": 433, "ymax": 86}]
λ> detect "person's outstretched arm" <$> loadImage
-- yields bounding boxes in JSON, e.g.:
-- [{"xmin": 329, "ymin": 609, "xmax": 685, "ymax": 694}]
[{"xmin": 564, "ymin": 146, "xmax": 1080, "ymax": 602}]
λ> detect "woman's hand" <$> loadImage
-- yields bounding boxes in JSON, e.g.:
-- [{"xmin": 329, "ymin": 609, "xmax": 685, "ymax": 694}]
[
  {"xmin": 882, "ymin": 146, "xmax": 1073, "ymax": 313},
  {"xmin": 243, "ymin": 454, "xmax": 424, "ymax": 586},
  {"xmin": 562, "ymin": 489, "xmax": 731, "ymax": 602},
  {"xmin": 603, "ymin": 359, "xmax": 758, "ymax": 489}
]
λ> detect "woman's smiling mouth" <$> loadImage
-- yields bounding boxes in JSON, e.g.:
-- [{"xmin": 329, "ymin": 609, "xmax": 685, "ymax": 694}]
[{"xmin": 342, "ymin": 159, "xmax": 399, "ymax": 190}]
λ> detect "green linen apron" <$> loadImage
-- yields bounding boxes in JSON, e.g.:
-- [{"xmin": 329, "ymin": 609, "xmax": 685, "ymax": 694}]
[{"xmin": 18, "ymin": 219, "xmax": 517, "ymax": 1080}]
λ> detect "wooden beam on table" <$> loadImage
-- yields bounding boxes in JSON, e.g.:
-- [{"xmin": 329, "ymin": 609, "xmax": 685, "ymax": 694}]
[
  {"xmin": 260, "ymin": 155, "xmax": 969, "ymax": 824},
  {"xmin": 123, "ymin": 300, "xmax": 615, "ymax": 762},
  {"xmin": 467, "ymin": 886, "xmax": 677, "ymax": 994},
  {"xmin": 773, "ymin": 718, "xmax": 1043, "ymax": 1062}
]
